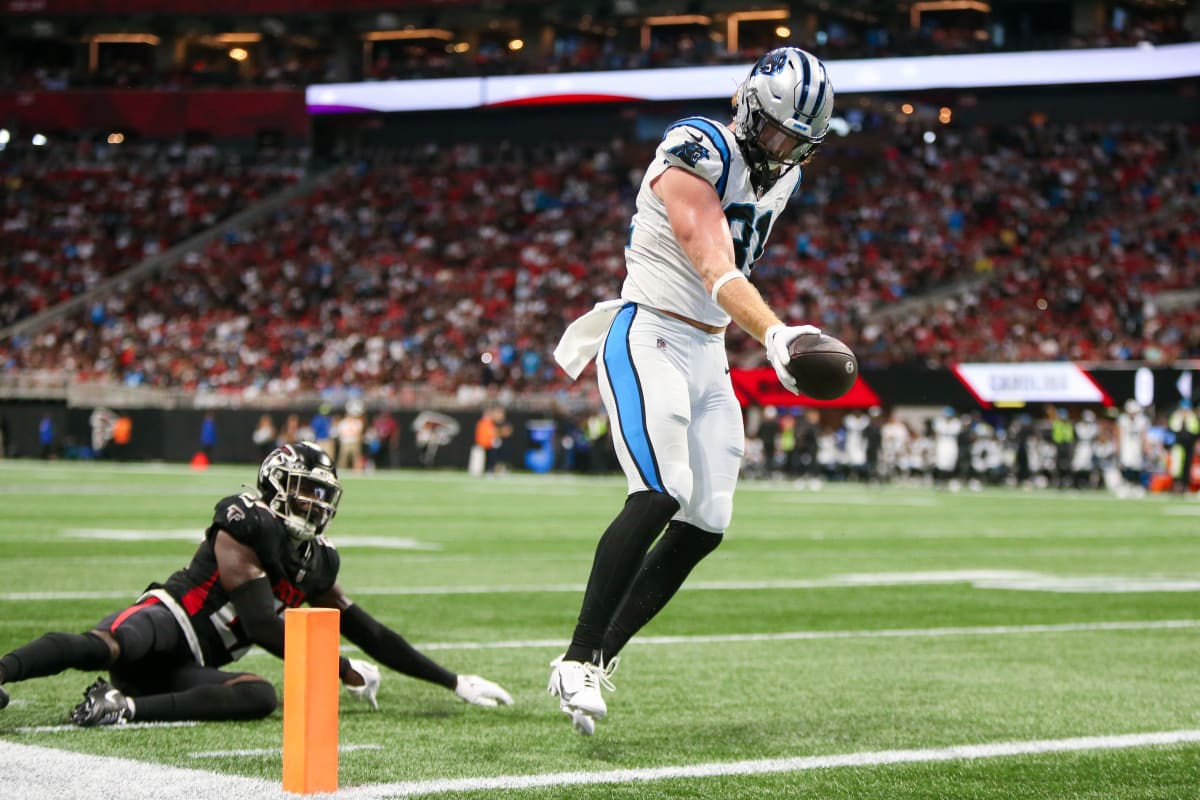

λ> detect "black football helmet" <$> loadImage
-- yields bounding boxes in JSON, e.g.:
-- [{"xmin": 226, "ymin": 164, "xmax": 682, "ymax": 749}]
[{"xmin": 257, "ymin": 441, "xmax": 342, "ymax": 540}]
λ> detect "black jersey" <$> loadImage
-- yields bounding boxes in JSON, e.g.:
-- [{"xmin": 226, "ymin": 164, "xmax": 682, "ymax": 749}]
[{"xmin": 159, "ymin": 493, "xmax": 341, "ymax": 667}]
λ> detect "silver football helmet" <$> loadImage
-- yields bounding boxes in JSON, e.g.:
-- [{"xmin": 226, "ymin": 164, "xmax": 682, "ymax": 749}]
[
  {"xmin": 733, "ymin": 47, "xmax": 834, "ymax": 189},
  {"xmin": 257, "ymin": 441, "xmax": 342, "ymax": 540}
]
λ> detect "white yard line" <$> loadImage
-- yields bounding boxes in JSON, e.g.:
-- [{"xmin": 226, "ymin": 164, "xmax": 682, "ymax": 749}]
[
  {"xmin": 10, "ymin": 568, "xmax": 1200, "ymax": 602},
  {"xmin": 398, "ymin": 618, "xmax": 1200, "ymax": 653},
  {"xmin": 0, "ymin": 739, "xmax": 283, "ymax": 800},
  {"xmin": 15, "ymin": 721, "xmax": 198, "ymax": 734},
  {"xmin": 4, "ymin": 728, "xmax": 1199, "ymax": 799},
  {"xmin": 189, "ymin": 743, "xmax": 383, "ymax": 759},
  {"xmin": 338, "ymin": 729, "xmax": 1200, "ymax": 797}
]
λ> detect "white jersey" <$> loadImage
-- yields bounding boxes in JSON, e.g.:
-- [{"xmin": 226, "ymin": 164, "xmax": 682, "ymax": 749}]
[
  {"xmin": 623, "ymin": 116, "xmax": 803, "ymax": 327},
  {"xmin": 933, "ymin": 416, "xmax": 961, "ymax": 472},
  {"xmin": 1117, "ymin": 412, "xmax": 1148, "ymax": 469}
]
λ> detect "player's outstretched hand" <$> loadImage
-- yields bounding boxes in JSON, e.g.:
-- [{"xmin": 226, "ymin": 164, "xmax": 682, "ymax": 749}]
[
  {"xmin": 454, "ymin": 674, "xmax": 514, "ymax": 708},
  {"xmin": 765, "ymin": 324, "xmax": 821, "ymax": 394},
  {"xmin": 343, "ymin": 658, "xmax": 381, "ymax": 710}
]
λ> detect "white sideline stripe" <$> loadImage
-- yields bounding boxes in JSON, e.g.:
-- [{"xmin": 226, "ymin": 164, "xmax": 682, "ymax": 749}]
[
  {"xmin": 337, "ymin": 730, "xmax": 1200, "ymax": 798},
  {"xmin": 188, "ymin": 743, "xmax": 383, "ymax": 759},
  {"xmin": 0, "ymin": 739, "xmax": 281, "ymax": 800},
  {"xmin": 59, "ymin": 529, "xmax": 440, "ymax": 551},
  {"xmin": 1163, "ymin": 506, "xmax": 1200, "ymax": 515},
  {"xmin": 6, "ymin": 569, "xmax": 1200, "ymax": 602},
  {"xmin": 403, "ymin": 618, "xmax": 1200, "ymax": 652},
  {"xmin": 15, "ymin": 721, "xmax": 198, "ymax": 734}
]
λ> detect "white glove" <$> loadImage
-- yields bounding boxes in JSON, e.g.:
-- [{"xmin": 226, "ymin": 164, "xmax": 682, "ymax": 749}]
[
  {"xmin": 765, "ymin": 323, "xmax": 821, "ymax": 395},
  {"xmin": 454, "ymin": 674, "xmax": 514, "ymax": 708},
  {"xmin": 343, "ymin": 658, "xmax": 381, "ymax": 711}
]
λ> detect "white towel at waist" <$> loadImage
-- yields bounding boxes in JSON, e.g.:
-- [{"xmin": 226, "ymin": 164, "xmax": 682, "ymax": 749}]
[{"xmin": 553, "ymin": 299, "xmax": 627, "ymax": 380}]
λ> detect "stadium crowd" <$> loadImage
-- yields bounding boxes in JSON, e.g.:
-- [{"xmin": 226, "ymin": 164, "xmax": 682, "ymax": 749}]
[
  {"xmin": 0, "ymin": 118, "xmax": 1197, "ymax": 397},
  {"xmin": 0, "ymin": 142, "xmax": 306, "ymax": 328}
]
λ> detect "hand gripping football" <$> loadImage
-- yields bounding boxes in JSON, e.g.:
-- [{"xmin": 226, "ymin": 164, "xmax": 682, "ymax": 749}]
[{"xmin": 785, "ymin": 333, "xmax": 858, "ymax": 400}]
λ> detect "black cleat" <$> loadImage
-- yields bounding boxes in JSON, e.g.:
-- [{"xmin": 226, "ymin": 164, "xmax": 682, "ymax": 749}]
[
  {"xmin": 70, "ymin": 677, "xmax": 130, "ymax": 727},
  {"xmin": 0, "ymin": 684, "xmax": 8, "ymax": 710}
]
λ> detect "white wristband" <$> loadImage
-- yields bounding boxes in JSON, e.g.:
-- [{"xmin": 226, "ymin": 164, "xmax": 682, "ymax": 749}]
[{"xmin": 710, "ymin": 270, "xmax": 748, "ymax": 303}]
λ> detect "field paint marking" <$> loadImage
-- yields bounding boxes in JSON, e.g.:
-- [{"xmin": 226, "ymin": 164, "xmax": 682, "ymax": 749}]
[
  {"xmin": 337, "ymin": 729, "xmax": 1200, "ymax": 798},
  {"xmin": 64, "ymin": 529, "xmax": 204, "ymax": 542},
  {"xmin": 188, "ymin": 743, "xmax": 383, "ymax": 759},
  {"xmin": 1163, "ymin": 506, "xmax": 1200, "ymax": 516},
  {"xmin": 250, "ymin": 619, "xmax": 1193, "ymax": 660},
  {"xmin": 15, "ymin": 721, "xmax": 198, "ymax": 734},
  {"xmin": 60, "ymin": 529, "xmax": 440, "ymax": 551},
  {"xmin": 768, "ymin": 493, "xmax": 940, "ymax": 507},
  {"xmin": 4, "ymin": 727, "xmax": 1198, "ymax": 800},
  {"xmin": 8, "ymin": 569, "xmax": 1200, "ymax": 602},
  {"xmin": 0, "ymin": 739, "xmax": 282, "ymax": 800},
  {"xmin": 404, "ymin": 618, "xmax": 1200, "ymax": 652}
]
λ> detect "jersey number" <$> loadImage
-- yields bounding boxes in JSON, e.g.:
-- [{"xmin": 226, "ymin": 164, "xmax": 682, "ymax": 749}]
[{"xmin": 725, "ymin": 204, "xmax": 773, "ymax": 274}]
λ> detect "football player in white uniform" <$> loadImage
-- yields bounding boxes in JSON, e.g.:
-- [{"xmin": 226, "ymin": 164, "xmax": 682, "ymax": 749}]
[{"xmin": 550, "ymin": 47, "xmax": 835, "ymax": 735}]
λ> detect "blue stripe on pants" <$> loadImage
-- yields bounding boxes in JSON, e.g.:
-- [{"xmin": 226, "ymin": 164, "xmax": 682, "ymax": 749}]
[{"xmin": 603, "ymin": 304, "xmax": 665, "ymax": 493}]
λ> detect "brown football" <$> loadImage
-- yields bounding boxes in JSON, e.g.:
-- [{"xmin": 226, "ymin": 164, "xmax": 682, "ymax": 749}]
[{"xmin": 785, "ymin": 333, "xmax": 858, "ymax": 400}]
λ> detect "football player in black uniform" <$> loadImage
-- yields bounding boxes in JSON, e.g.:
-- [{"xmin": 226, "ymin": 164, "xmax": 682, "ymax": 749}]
[{"xmin": 0, "ymin": 442, "xmax": 512, "ymax": 725}]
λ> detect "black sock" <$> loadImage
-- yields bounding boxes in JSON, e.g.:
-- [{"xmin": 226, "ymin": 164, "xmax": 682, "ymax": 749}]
[
  {"xmin": 131, "ymin": 680, "xmax": 277, "ymax": 722},
  {"xmin": 0, "ymin": 632, "xmax": 111, "ymax": 684},
  {"xmin": 601, "ymin": 521, "xmax": 722, "ymax": 658},
  {"xmin": 565, "ymin": 491, "xmax": 679, "ymax": 664}
]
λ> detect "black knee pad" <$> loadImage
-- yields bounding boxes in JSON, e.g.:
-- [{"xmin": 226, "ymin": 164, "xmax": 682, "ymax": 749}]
[
  {"xmin": 233, "ymin": 679, "xmax": 279, "ymax": 718},
  {"xmin": 624, "ymin": 490, "xmax": 680, "ymax": 524},
  {"xmin": 664, "ymin": 520, "xmax": 723, "ymax": 556}
]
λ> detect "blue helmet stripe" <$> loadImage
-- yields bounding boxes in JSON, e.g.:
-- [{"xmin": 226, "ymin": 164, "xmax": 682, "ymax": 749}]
[
  {"xmin": 666, "ymin": 118, "xmax": 730, "ymax": 200},
  {"xmin": 808, "ymin": 61, "xmax": 829, "ymax": 119},
  {"xmin": 795, "ymin": 50, "xmax": 812, "ymax": 119},
  {"xmin": 602, "ymin": 304, "xmax": 665, "ymax": 493}
]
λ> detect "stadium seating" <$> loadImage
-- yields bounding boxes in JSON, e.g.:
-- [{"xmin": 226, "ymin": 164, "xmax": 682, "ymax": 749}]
[{"xmin": 2, "ymin": 119, "xmax": 1195, "ymax": 397}]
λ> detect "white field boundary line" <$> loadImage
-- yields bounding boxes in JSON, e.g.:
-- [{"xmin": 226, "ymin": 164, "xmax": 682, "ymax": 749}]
[
  {"xmin": 188, "ymin": 743, "xmax": 383, "ymax": 759},
  {"xmin": 3, "ymin": 729, "xmax": 1199, "ymax": 800},
  {"xmin": 15, "ymin": 721, "xmax": 198, "ymax": 734},
  {"xmin": 340, "ymin": 729, "xmax": 1200, "ymax": 798},
  {"xmin": 387, "ymin": 618, "xmax": 1200, "ymax": 653},
  {"xmin": 0, "ymin": 739, "xmax": 282, "ymax": 800},
  {"xmin": 9, "ymin": 569, "xmax": 1200, "ymax": 601}
]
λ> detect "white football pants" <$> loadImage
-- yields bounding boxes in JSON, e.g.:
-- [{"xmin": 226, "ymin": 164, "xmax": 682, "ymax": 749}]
[{"xmin": 597, "ymin": 304, "xmax": 744, "ymax": 533}]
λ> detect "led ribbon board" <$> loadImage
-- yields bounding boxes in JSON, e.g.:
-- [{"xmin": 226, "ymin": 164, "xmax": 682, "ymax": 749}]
[{"xmin": 307, "ymin": 42, "xmax": 1200, "ymax": 114}]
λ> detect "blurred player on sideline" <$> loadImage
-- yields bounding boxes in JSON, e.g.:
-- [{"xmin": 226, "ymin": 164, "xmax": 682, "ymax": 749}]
[
  {"xmin": 0, "ymin": 442, "xmax": 511, "ymax": 725},
  {"xmin": 550, "ymin": 47, "xmax": 835, "ymax": 735}
]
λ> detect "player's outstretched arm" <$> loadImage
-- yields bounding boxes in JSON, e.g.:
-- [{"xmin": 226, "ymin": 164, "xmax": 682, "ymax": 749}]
[
  {"xmin": 310, "ymin": 585, "xmax": 513, "ymax": 709},
  {"xmin": 655, "ymin": 166, "xmax": 820, "ymax": 393},
  {"xmin": 655, "ymin": 166, "xmax": 784, "ymax": 343},
  {"xmin": 214, "ymin": 530, "xmax": 286, "ymax": 658}
]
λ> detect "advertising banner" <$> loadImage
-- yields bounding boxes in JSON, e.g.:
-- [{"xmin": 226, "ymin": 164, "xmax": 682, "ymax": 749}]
[{"xmin": 952, "ymin": 362, "xmax": 1112, "ymax": 407}]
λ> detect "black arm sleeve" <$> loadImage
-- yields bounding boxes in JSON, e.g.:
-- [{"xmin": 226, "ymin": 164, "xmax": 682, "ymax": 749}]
[
  {"xmin": 340, "ymin": 603, "xmax": 456, "ymax": 690},
  {"xmin": 229, "ymin": 577, "xmax": 286, "ymax": 660}
]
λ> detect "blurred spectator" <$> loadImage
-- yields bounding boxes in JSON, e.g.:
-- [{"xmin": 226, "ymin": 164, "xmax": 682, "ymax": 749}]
[
  {"xmin": 38, "ymin": 413, "xmax": 55, "ymax": 459},
  {"xmin": 251, "ymin": 413, "xmax": 277, "ymax": 459},
  {"xmin": 199, "ymin": 411, "xmax": 217, "ymax": 460}
]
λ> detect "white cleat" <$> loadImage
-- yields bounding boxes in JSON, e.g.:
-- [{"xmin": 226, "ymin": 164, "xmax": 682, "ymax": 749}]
[
  {"xmin": 548, "ymin": 655, "xmax": 619, "ymax": 735},
  {"xmin": 568, "ymin": 707, "xmax": 596, "ymax": 736}
]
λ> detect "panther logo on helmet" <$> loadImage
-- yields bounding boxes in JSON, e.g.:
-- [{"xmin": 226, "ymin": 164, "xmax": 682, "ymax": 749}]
[
  {"xmin": 733, "ymin": 47, "xmax": 834, "ymax": 191},
  {"xmin": 257, "ymin": 441, "xmax": 342, "ymax": 540}
]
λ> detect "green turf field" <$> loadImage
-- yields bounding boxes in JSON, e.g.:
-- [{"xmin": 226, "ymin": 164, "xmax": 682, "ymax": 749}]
[{"xmin": 0, "ymin": 461, "xmax": 1198, "ymax": 799}]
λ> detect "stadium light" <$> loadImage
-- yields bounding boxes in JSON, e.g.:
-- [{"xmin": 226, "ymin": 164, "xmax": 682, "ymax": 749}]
[{"xmin": 727, "ymin": 9, "xmax": 789, "ymax": 52}]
